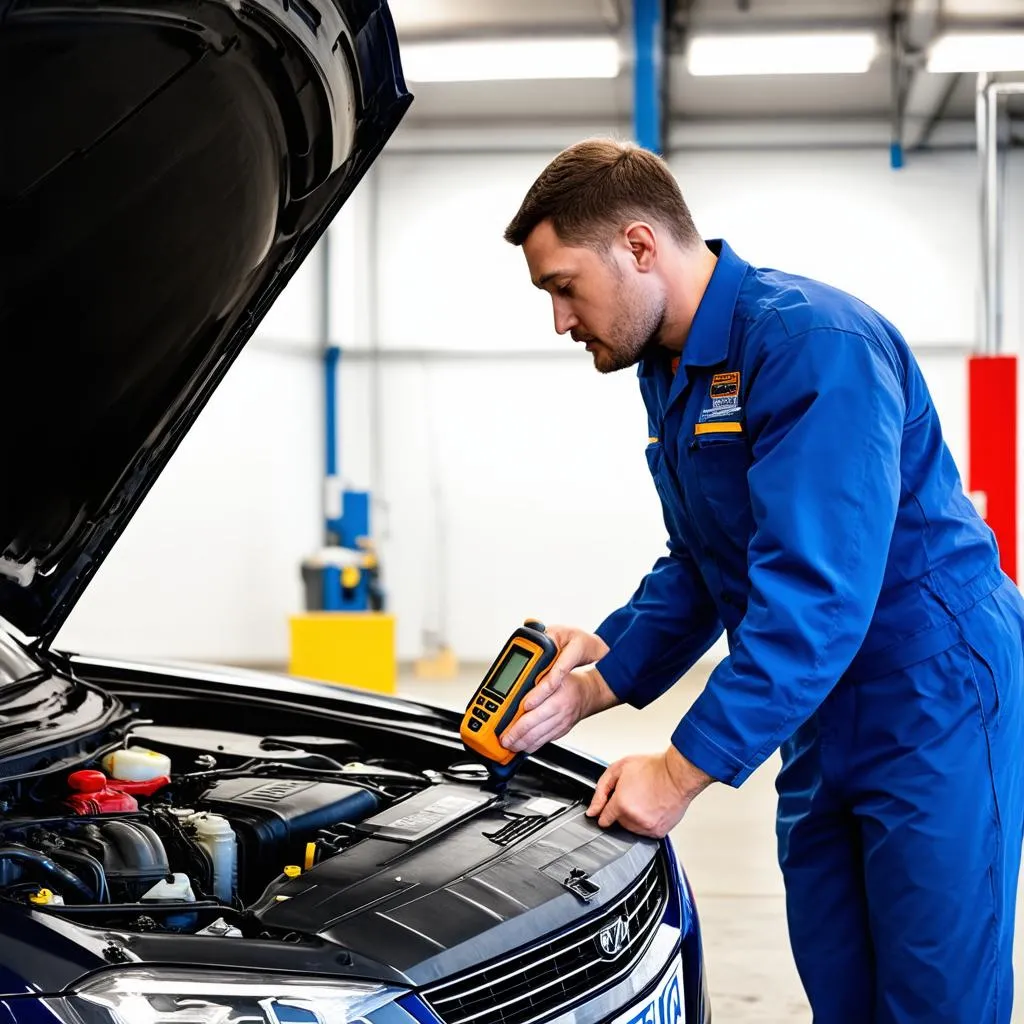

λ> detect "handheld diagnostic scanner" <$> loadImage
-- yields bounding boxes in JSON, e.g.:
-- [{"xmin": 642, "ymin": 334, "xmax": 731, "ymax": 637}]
[{"xmin": 460, "ymin": 619, "xmax": 559, "ymax": 781}]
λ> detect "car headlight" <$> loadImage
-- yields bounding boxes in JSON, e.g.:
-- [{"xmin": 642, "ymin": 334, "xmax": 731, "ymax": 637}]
[{"xmin": 49, "ymin": 968, "xmax": 406, "ymax": 1024}]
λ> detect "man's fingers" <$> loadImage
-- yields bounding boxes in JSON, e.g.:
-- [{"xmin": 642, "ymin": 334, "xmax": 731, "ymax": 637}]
[
  {"xmin": 587, "ymin": 762, "xmax": 621, "ymax": 817},
  {"xmin": 507, "ymin": 719, "xmax": 565, "ymax": 754},
  {"xmin": 520, "ymin": 670, "xmax": 565, "ymax": 713},
  {"xmin": 598, "ymin": 790, "xmax": 622, "ymax": 829},
  {"xmin": 502, "ymin": 706, "xmax": 569, "ymax": 752},
  {"xmin": 523, "ymin": 636, "xmax": 584, "ymax": 711}
]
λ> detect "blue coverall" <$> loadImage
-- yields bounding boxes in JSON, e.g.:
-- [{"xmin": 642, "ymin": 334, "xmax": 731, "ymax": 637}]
[{"xmin": 594, "ymin": 240, "xmax": 1024, "ymax": 1023}]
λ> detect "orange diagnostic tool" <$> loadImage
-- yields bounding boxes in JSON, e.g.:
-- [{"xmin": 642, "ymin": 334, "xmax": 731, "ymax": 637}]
[{"xmin": 461, "ymin": 619, "xmax": 559, "ymax": 781}]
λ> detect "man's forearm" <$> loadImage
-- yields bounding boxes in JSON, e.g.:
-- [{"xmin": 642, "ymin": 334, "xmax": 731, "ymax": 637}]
[{"xmin": 579, "ymin": 666, "xmax": 621, "ymax": 719}]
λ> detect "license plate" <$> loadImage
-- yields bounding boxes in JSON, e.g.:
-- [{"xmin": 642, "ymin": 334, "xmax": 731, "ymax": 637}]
[{"xmin": 610, "ymin": 959, "xmax": 684, "ymax": 1024}]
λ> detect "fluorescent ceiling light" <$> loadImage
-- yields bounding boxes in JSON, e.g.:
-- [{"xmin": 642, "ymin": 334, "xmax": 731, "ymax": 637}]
[
  {"xmin": 400, "ymin": 37, "xmax": 621, "ymax": 83},
  {"xmin": 686, "ymin": 32, "xmax": 879, "ymax": 76},
  {"xmin": 926, "ymin": 32, "xmax": 1024, "ymax": 72}
]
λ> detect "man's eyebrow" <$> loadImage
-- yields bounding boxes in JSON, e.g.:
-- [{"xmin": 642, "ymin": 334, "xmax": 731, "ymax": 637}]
[{"xmin": 533, "ymin": 270, "xmax": 570, "ymax": 289}]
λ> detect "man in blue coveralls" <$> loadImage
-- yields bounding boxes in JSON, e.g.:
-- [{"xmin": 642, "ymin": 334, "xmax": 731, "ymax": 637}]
[{"xmin": 499, "ymin": 138, "xmax": 1024, "ymax": 1023}]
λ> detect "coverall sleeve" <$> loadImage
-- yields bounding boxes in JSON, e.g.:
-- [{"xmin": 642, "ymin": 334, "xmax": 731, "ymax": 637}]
[
  {"xmin": 593, "ymin": 511, "xmax": 723, "ymax": 708},
  {"xmin": 673, "ymin": 323, "xmax": 905, "ymax": 786}
]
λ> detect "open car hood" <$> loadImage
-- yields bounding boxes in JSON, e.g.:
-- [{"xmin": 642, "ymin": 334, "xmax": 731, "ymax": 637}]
[{"xmin": 0, "ymin": 0, "xmax": 410, "ymax": 641}]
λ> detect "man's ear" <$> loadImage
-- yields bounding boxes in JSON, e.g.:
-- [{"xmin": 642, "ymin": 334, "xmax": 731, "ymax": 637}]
[{"xmin": 623, "ymin": 222, "xmax": 657, "ymax": 272}]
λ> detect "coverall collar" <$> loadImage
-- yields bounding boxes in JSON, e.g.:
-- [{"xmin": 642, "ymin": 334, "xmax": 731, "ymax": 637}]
[{"xmin": 638, "ymin": 238, "xmax": 748, "ymax": 381}]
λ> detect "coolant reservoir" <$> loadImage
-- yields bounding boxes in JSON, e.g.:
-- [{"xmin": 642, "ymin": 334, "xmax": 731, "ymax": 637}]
[
  {"xmin": 142, "ymin": 873, "xmax": 196, "ymax": 903},
  {"xmin": 103, "ymin": 747, "xmax": 172, "ymax": 783},
  {"xmin": 187, "ymin": 812, "xmax": 237, "ymax": 903}
]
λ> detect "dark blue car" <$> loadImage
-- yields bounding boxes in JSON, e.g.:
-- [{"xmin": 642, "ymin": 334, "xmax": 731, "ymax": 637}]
[{"xmin": 0, "ymin": 0, "xmax": 710, "ymax": 1021}]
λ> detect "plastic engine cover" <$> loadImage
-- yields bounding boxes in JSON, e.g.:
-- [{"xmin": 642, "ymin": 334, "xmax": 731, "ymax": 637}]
[{"xmin": 198, "ymin": 777, "xmax": 379, "ymax": 891}]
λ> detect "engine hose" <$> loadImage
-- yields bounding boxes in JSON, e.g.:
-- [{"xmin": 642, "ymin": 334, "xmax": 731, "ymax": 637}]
[
  {"xmin": 0, "ymin": 813, "xmax": 149, "ymax": 835},
  {"xmin": 0, "ymin": 846, "xmax": 95, "ymax": 902},
  {"xmin": 46, "ymin": 848, "xmax": 108, "ymax": 904}
]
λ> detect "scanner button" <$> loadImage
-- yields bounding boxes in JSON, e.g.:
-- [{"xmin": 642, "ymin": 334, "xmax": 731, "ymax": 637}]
[
  {"xmin": 485, "ymin": 701, "xmax": 499, "ymax": 713},
  {"xmin": 468, "ymin": 719, "xmax": 482, "ymax": 732},
  {"xmin": 472, "ymin": 707, "xmax": 488, "ymax": 722},
  {"xmin": 476, "ymin": 696, "xmax": 487, "ymax": 706}
]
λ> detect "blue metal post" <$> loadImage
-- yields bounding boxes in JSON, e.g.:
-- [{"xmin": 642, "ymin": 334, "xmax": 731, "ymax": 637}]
[
  {"xmin": 324, "ymin": 345, "xmax": 345, "ymax": 542},
  {"xmin": 325, "ymin": 345, "xmax": 340, "ymax": 480},
  {"xmin": 322, "ymin": 345, "xmax": 343, "ymax": 610},
  {"xmin": 633, "ymin": 0, "xmax": 663, "ymax": 154}
]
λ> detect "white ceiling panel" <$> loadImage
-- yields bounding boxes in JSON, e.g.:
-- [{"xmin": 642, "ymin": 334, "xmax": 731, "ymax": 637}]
[
  {"xmin": 389, "ymin": 0, "xmax": 620, "ymax": 38},
  {"xmin": 669, "ymin": 60, "xmax": 894, "ymax": 118},
  {"xmin": 403, "ymin": 77, "xmax": 630, "ymax": 121},
  {"xmin": 944, "ymin": 0, "xmax": 1024, "ymax": 18}
]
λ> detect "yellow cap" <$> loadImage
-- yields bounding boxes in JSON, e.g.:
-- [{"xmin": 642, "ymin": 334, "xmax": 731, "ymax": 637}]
[
  {"xmin": 284, "ymin": 865, "xmax": 301, "ymax": 879},
  {"xmin": 305, "ymin": 843, "xmax": 317, "ymax": 871},
  {"xmin": 341, "ymin": 565, "xmax": 361, "ymax": 589},
  {"xmin": 30, "ymin": 889, "xmax": 53, "ymax": 905}
]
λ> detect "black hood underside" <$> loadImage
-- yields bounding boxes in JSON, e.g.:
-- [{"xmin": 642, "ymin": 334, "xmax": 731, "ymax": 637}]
[{"xmin": 0, "ymin": 0, "xmax": 410, "ymax": 640}]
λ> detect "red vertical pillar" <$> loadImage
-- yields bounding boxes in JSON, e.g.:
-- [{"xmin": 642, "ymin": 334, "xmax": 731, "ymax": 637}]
[{"xmin": 968, "ymin": 354, "xmax": 1017, "ymax": 582}]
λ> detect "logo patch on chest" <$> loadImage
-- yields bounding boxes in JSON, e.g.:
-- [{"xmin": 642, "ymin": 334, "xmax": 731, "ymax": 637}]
[
  {"xmin": 700, "ymin": 371, "xmax": 742, "ymax": 422},
  {"xmin": 710, "ymin": 371, "xmax": 740, "ymax": 398}
]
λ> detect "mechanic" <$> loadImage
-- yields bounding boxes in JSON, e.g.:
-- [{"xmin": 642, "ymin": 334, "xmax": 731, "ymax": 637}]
[{"xmin": 498, "ymin": 138, "xmax": 1024, "ymax": 1024}]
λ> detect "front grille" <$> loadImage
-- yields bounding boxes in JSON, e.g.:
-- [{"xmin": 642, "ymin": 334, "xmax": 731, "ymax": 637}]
[{"xmin": 423, "ymin": 854, "xmax": 668, "ymax": 1024}]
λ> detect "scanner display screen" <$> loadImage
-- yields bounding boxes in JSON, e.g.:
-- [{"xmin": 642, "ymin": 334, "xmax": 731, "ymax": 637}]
[{"xmin": 489, "ymin": 648, "xmax": 531, "ymax": 697}]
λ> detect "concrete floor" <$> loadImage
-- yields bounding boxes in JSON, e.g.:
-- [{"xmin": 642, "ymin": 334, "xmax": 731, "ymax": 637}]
[{"xmin": 398, "ymin": 662, "xmax": 1024, "ymax": 1023}]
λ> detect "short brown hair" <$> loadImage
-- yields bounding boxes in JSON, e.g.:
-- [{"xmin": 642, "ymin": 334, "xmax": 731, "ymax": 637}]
[{"xmin": 504, "ymin": 138, "xmax": 700, "ymax": 250}]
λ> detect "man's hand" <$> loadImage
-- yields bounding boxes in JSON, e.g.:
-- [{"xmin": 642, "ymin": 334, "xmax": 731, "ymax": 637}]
[
  {"xmin": 586, "ymin": 746, "xmax": 714, "ymax": 839},
  {"xmin": 500, "ymin": 625, "xmax": 618, "ymax": 754}
]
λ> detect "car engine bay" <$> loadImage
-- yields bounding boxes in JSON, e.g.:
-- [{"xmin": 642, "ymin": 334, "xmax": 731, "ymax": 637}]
[{"xmin": 0, "ymin": 720, "xmax": 583, "ymax": 944}]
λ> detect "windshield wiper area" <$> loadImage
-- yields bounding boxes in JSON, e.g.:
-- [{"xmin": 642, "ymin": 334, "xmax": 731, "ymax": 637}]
[
  {"xmin": 0, "ymin": 627, "xmax": 44, "ymax": 685},
  {"xmin": 0, "ymin": 675, "xmax": 72, "ymax": 737},
  {"xmin": 0, "ymin": 658, "xmax": 129, "ymax": 772}
]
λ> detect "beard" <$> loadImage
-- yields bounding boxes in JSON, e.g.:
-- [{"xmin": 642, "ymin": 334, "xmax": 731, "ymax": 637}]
[{"xmin": 582, "ymin": 278, "xmax": 666, "ymax": 375}]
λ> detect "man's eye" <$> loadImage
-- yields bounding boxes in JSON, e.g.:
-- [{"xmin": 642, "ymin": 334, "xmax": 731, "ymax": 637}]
[{"xmin": 556, "ymin": 284, "xmax": 573, "ymax": 297}]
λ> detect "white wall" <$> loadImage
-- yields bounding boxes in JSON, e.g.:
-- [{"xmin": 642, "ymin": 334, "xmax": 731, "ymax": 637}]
[
  {"xmin": 56, "ymin": 253, "xmax": 327, "ymax": 664},
  {"xmin": 56, "ymin": 145, "xmax": 1023, "ymax": 666}
]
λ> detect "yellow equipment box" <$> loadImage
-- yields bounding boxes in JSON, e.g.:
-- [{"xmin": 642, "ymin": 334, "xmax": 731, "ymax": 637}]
[{"xmin": 288, "ymin": 612, "xmax": 396, "ymax": 694}]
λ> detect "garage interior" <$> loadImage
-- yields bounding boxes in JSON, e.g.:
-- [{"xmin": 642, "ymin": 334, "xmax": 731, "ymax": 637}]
[{"xmin": 43, "ymin": 0, "xmax": 1023, "ymax": 1020}]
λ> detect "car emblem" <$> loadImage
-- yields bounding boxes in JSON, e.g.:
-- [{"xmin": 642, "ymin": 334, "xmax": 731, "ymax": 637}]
[{"xmin": 597, "ymin": 913, "xmax": 630, "ymax": 959}]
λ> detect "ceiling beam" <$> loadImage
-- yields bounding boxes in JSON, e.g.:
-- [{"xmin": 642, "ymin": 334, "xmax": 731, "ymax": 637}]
[{"xmin": 898, "ymin": 0, "xmax": 959, "ymax": 152}]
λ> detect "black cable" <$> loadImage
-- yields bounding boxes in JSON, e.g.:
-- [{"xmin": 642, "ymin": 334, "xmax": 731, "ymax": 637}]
[
  {"xmin": 44, "ymin": 848, "xmax": 108, "ymax": 904},
  {"xmin": 0, "ymin": 813, "xmax": 149, "ymax": 835},
  {"xmin": 39, "ymin": 900, "xmax": 225, "ymax": 917},
  {"xmin": 0, "ymin": 846, "xmax": 95, "ymax": 902},
  {"xmin": 176, "ymin": 761, "xmax": 425, "ymax": 799}
]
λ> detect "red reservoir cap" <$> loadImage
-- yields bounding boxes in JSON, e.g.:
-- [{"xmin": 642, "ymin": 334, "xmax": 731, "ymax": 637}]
[
  {"xmin": 68, "ymin": 770, "xmax": 107, "ymax": 792},
  {"xmin": 66, "ymin": 770, "xmax": 139, "ymax": 814}
]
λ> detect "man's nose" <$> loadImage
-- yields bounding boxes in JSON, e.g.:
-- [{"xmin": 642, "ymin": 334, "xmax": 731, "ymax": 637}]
[{"xmin": 553, "ymin": 300, "xmax": 578, "ymax": 336}]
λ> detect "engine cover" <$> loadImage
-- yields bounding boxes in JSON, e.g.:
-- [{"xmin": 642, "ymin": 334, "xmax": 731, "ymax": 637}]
[{"xmin": 197, "ymin": 776, "xmax": 379, "ymax": 894}]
